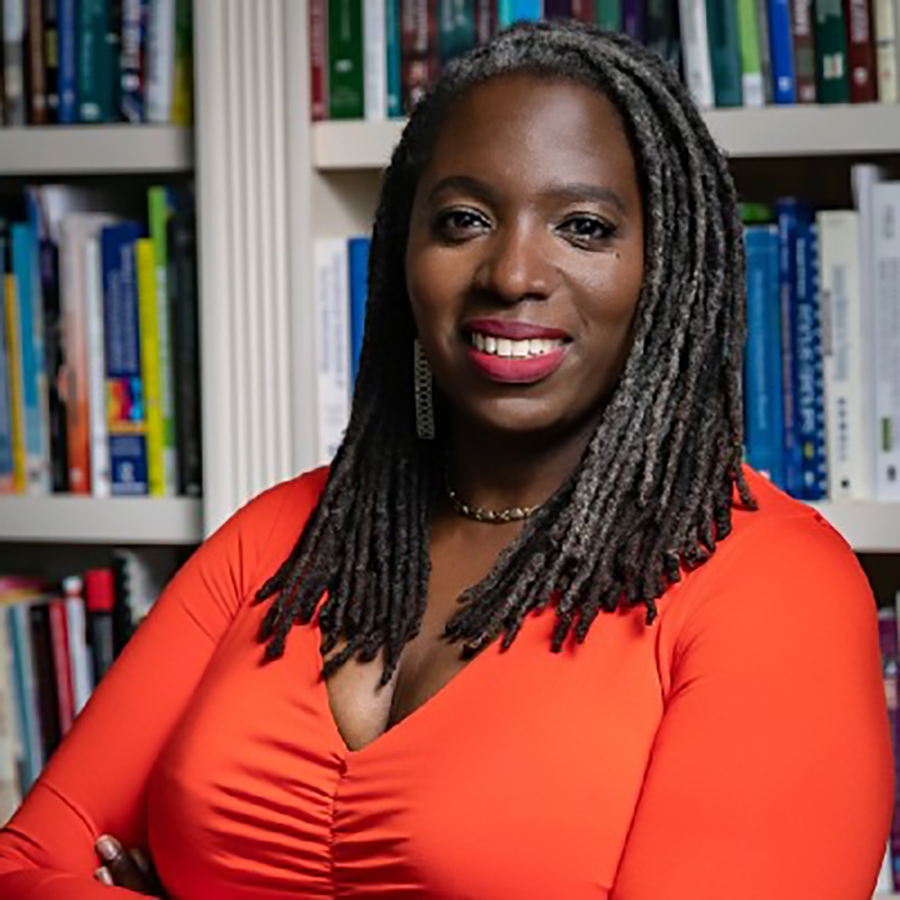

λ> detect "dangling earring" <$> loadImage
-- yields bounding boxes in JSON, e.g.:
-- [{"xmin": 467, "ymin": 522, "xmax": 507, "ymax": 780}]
[{"xmin": 413, "ymin": 338, "xmax": 435, "ymax": 440}]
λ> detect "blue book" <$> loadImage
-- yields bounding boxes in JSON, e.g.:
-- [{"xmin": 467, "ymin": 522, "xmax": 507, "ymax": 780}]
[
  {"xmin": 348, "ymin": 237, "xmax": 371, "ymax": 384},
  {"xmin": 498, "ymin": 0, "xmax": 515, "ymax": 26},
  {"xmin": 101, "ymin": 221, "xmax": 149, "ymax": 495},
  {"xmin": 11, "ymin": 223, "xmax": 49, "ymax": 493},
  {"xmin": 386, "ymin": 0, "xmax": 402, "ymax": 117},
  {"xmin": 512, "ymin": 0, "xmax": 543, "ymax": 19},
  {"xmin": 743, "ymin": 225, "xmax": 785, "ymax": 489},
  {"xmin": 58, "ymin": 0, "xmax": 78, "ymax": 124},
  {"xmin": 6, "ymin": 602, "xmax": 44, "ymax": 790},
  {"xmin": 776, "ymin": 200, "xmax": 801, "ymax": 495},
  {"xmin": 766, "ymin": 0, "xmax": 795, "ymax": 103}
]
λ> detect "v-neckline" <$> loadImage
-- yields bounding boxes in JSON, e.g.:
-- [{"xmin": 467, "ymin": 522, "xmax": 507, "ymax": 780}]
[{"xmin": 313, "ymin": 625, "xmax": 493, "ymax": 759}]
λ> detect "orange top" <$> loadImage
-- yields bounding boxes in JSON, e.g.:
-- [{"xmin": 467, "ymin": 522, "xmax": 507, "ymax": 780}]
[{"xmin": 0, "ymin": 467, "xmax": 892, "ymax": 899}]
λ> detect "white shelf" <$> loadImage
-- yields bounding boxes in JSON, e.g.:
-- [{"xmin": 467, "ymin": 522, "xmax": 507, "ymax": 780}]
[
  {"xmin": 312, "ymin": 105, "xmax": 900, "ymax": 170},
  {"xmin": 0, "ymin": 125, "xmax": 193, "ymax": 175},
  {"xmin": 0, "ymin": 496, "xmax": 202, "ymax": 544},
  {"xmin": 811, "ymin": 502, "xmax": 900, "ymax": 553}
]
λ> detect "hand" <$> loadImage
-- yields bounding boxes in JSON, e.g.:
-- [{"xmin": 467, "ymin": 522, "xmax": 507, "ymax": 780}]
[{"xmin": 94, "ymin": 834, "xmax": 167, "ymax": 897}]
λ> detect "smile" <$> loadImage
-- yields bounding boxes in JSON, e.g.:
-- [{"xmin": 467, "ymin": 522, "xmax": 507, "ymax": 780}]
[{"xmin": 469, "ymin": 332, "xmax": 566, "ymax": 358}]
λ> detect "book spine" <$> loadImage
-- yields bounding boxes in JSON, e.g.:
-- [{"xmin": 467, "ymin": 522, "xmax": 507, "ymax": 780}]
[
  {"xmin": 678, "ymin": 0, "xmax": 715, "ymax": 106},
  {"xmin": 872, "ymin": 182, "xmax": 900, "ymax": 502},
  {"xmin": 28, "ymin": 601, "xmax": 61, "ymax": 763},
  {"xmin": 26, "ymin": 0, "xmax": 47, "ymax": 123},
  {"xmin": 12, "ymin": 223, "xmax": 50, "ymax": 494},
  {"xmin": 62, "ymin": 577, "xmax": 94, "ymax": 715},
  {"xmin": 101, "ymin": 223, "xmax": 149, "ymax": 496},
  {"xmin": 874, "ymin": 0, "xmax": 897, "ymax": 100},
  {"xmin": 6, "ymin": 604, "xmax": 44, "ymax": 789},
  {"xmin": 386, "ymin": 0, "xmax": 402, "ymax": 116},
  {"xmin": 622, "ymin": 0, "xmax": 647, "ymax": 42},
  {"xmin": 545, "ymin": 0, "xmax": 574, "ymax": 17},
  {"xmin": 103, "ymin": 0, "xmax": 122, "ymax": 121},
  {"xmin": 57, "ymin": 0, "xmax": 76, "ymax": 123},
  {"xmin": 348, "ymin": 236, "xmax": 370, "ymax": 386},
  {"xmin": 135, "ymin": 238, "xmax": 164, "ymax": 496},
  {"xmin": 400, "ymin": 0, "xmax": 438, "ymax": 113},
  {"xmin": 329, "ymin": 0, "xmax": 364, "ymax": 118},
  {"xmin": 167, "ymin": 196, "xmax": 201, "ymax": 497},
  {"xmin": 754, "ymin": 0, "xmax": 775, "ymax": 100},
  {"xmin": 4, "ymin": 274, "xmax": 25, "ymax": 492},
  {"xmin": 818, "ymin": 210, "xmax": 865, "ymax": 502},
  {"xmin": 512, "ymin": 0, "xmax": 543, "ymax": 19},
  {"xmin": 0, "ymin": 611, "xmax": 23, "ymax": 824},
  {"xmin": 313, "ymin": 238, "xmax": 351, "ymax": 464},
  {"xmin": 148, "ymin": 187, "xmax": 177, "ymax": 493},
  {"xmin": 814, "ymin": 0, "xmax": 851, "ymax": 100},
  {"xmin": 439, "ymin": 0, "xmax": 475, "ymax": 67},
  {"xmin": 47, "ymin": 600, "xmax": 74, "ymax": 737},
  {"xmin": 768, "ymin": 0, "xmax": 798, "ymax": 100},
  {"xmin": 743, "ymin": 225, "xmax": 785, "ymax": 488},
  {"xmin": 596, "ymin": 0, "xmax": 623, "ymax": 29},
  {"xmin": 3, "ymin": 0, "xmax": 26, "ymax": 125},
  {"xmin": 146, "ymin": 0, "xmax": 174, "ymax": 123},
  {"xmin": 309, "ymin": 0, "xmax": 328, "ymax": 121},
  {"xmin": 170, "ymin": 0, "xmax": 191, "ymax": 124},
  {"xmin": 43, "ymin": 0, "xmax": 59, "ymax": 121},
  {"xmin": 497, "ymin": 0, "xmax": 514, "ymax": 25},
  {"xmin": 120, "ymin": 0, "xmax": 144, "ymax": 121},
  {"xmin": 473, "ymin": 0, "xmax": 497, "ymax": 40},
  {"xmin": 777, "ymin": 201, "xmax": 801, "ymax": 496},
  {"xmin": 737, "ymin": 0, "xmax": 766, "ymax": 104},
  {"xmin": 707, "ymin": 0, "xmax": 746, "ymax": 105},
  {"xmin": 845, "ymin": 0, "xmax": 877, "ymax": 100},
  {"xmin": 794, "ymin": 215, "xmax": 828, "ymax": 499},
  {"xmin": 77, "ymin": 0, "xmax": 101, "ymax": 121},
  {"xmin": 571, "ymin": 0, "xmax": 598, "ymax": 20},
  {"xmin": 0, "ymin": 263, "xmax": 12, "ymax": 493},
  {"xmin": 790, "ymin": 0, "xmax": 818, "ymax": 100},
  {"xmin": 85, "ymin": 234, "xmax": 111, "ymax": 496},
  {"xmin": 647, "ymin": 0, "xmax": 682, "ymax": 70},
  {"xmin": 364, "ymin": 0, "xmax": 387, "ymax": 120}
]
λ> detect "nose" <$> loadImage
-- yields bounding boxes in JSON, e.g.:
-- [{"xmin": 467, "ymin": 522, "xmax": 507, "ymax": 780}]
[{"xmin": 474, "ymin": 219, "xmax": 557, "ymax": 303}]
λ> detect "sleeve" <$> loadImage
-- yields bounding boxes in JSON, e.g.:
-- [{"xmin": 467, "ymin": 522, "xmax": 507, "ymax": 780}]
[
  {"xmin": 610, "ymin": 512, "xmax": 894, "ymax": 900},
  {"xmin": 0, "ymin": 479, "xmax": 302, "ymax": 898}
]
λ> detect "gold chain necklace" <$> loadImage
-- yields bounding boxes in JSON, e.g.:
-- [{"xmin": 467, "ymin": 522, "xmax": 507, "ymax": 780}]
[{"xmin": 444, "ymin": 470, "xmax": 542, "ymax": 524}]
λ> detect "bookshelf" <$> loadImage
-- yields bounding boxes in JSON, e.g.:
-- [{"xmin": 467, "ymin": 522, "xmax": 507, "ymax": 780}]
[{"xmin": 0, "ymin": 126, "xmax": 193, "ymax": 175}]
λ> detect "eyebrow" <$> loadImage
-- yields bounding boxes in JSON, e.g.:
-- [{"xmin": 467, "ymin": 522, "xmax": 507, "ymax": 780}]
[{"xmin": 425, "ymin": 175, "xmax": 628, "ymax": 216}]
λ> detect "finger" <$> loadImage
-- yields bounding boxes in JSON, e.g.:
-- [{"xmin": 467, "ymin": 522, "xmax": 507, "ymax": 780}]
[
  {"xmin": 94, "ymin": 866, "xmax": 114, "ymax": 886},
  {"xmin": 95, "ymin": 835, "xmax": 154, "ymax": 893},
  {"xmin": 130, "ymin": 847, "xmax": 150, "ymax": 875}
]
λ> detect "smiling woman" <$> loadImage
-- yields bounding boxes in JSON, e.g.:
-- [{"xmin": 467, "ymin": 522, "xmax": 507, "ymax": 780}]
[{"xmin": 0, "ymin": 18, "xmax": 893, "ymax": 900}]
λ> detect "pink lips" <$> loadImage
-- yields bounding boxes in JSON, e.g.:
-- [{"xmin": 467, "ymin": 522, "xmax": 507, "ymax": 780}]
[{"xmin": 464, "ymin": 318, "xmax": 571, "ymax": 385}]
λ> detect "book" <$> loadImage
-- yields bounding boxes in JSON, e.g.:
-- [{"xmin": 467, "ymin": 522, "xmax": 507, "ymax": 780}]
[
  {"xmin": 3, "ymin": 0, "xmax": 26, "ymax": 125},
  {"xmin": 170, "ymin": 0, "xmax": 192, "ymax": 124},
  {"xmin": 754, "ymin": 0, "xmax": 775, "ymax": 100},
  {"xmin": 313, "ymin": 238, "xmax": 351, "ymax": 464},
  {"xmin": 401, "ymin": 0, "xmax": 438, "ymax": 113},
  {"xmin": 101, "ymin": 221, "xmax": 149, "ymax": 496},
  {"xmin": 789, "ymin": 0, "xmax": 818, "ymax": 101},
  {"xmin": 814, "ymin": 0, "xmax": 850, "ymax": 101},
  {"xmin": 844, "ymin": 0, "xmax": 877, "ymax": 101},
  {"xmin": 120, "ymin": 0, "xmax": 145, "ymax": 121},
  {"xmin": 329, "ymin": 0, "xmax": 364, "ymax": 118},
  {"xmin": 439, "ymin": 0, "xmax": 476, "ymax": 67},
  {"xmin": 61, "ymin": 575, "xmax": 94, "ymax": 717},
  {"xmin": 386, "ymin": 0, "xmax": 403, "ymax": 116},
  {"xmin": 647, "ymin": 0, "xmax": 682, "ymax": 71},
  {"xmin": 768, "ymin": 0, "xmax": 798, "ymax": 101},
  {"xmin": 43, "ymin": 0, "xmax": 60, "ymax": 121},
  {"xmin": 47, "ymin": 599, "xmax": 75, "ymax": 738},
  {"xmin": 737, "ymin": 0, "xmax": 766, "ymax": 104},
  {"xmin": 348, "ymin": 236, "xmax": 370, "ymax": 385},
  {"xmin": 77, "ymin": 0, "xmax": 107, "ymax": 121},
  {"xmin": 309, "ymin": 0, "xmax": 328, "ymax": 121},
  {"xmin": 365, "ymin": 0, "xmax": 388, "ymax": 119},
  {"xmin": 3, "ymin": 271, "xmax": 25, "ymax": 492},
  {"xmin": 146, "ymin": 0, "xmax": 175, "ymax": 123},
  {"xmin": 679, "ymin": 0, "xmax": 715, "ymax": 107},
  {"xmin": 0, "ymin": 232, "xmax": 13, "ymax": 493},
  {"xmin": 818, "ymin": 210, "xmax": 867, "ymax": 502},
  {"xmin": 743, "ymin": 225, "xmax": 785, "ymax": 488},
  {"xmin": 57, "ymin": 0, "xmax": 76, "ymax": 123},
  {"xmin": 25, "ymin": 0, "xmax": 47, "ymax": 123},
  {"xmin": 873, "ymin": 0, "xmax": 897, "ymax": 101},
  {"xmin": 473, "ymin": 0, "xmax": 497, "ymax": 40},
  {"xmin": 0, "ymin": 607, "xmax": 23, "ymax": 825},
  {"xmin": 622, "ymin": 0, "xmax": 647, "ymax": 43}
]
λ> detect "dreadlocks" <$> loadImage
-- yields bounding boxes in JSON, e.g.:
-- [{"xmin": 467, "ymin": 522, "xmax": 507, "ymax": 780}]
[{"xmin": 254, "ymin": 19, "xmax": 755, "ymax": 681}]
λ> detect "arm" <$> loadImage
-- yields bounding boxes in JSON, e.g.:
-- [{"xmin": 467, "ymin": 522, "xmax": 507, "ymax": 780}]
[
  {"xmin": 610, "ymin": 512, "xmax": 894, "ymax": 900},
  {"xmin": 0, "ymin": 480, "xmax": 303, "ymax": 898}
]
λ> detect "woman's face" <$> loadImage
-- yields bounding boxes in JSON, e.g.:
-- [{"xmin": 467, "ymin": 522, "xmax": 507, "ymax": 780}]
[{"xmin": 406, "ymin": 74, "xmax": 645, "ymax": 443}]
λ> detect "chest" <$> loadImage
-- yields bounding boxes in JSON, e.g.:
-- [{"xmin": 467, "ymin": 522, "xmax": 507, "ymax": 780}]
[{"xmin": 146, "ymin": 599, "xmax": 665, "ymax": 899}]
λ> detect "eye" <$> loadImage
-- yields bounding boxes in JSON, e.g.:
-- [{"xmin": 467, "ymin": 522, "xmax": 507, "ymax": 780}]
[
  {"xmin": 433, "ymin": 208, "xmax": 491, "ymax": 241},
  {"xmin": 557, "ymin": 215, "xmax": 617, "ymax": 246}
]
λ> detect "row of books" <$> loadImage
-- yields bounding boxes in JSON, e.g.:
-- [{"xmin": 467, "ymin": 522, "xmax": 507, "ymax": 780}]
[
  {"xmin": 0, "ymin": 184, "xmax": 202, "ymax": 498},
  {"xmin": 0, "ymin": 0, "xmax": 193, "ymax": 127},
  {"xmin": 312, "ymin": 0, "xmax": 893, "ymax": 122},
  {"xmin": 0, "ymin": 549, "xmax": 177, "ymax": 823},
  {"xmin": 743, "ymin": 165, "xmax": 900, "ymax": 504}
]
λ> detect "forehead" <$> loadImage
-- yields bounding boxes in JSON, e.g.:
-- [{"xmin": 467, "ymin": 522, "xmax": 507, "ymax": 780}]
[{"xmin": 422, "ymin": 74, "xmax": 637, "ymax": 186}]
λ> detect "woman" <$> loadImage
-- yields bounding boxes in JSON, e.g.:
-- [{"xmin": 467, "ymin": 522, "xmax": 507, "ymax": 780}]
[{"xmin": 0, "ymin": 20, "xmax": 892, "ymax": 899}]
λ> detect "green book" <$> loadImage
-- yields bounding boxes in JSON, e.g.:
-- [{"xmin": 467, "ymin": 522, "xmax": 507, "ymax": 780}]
[
  {"xmin": 706, "ymin": 0, "xmax": 744, "ymax": 106},
  {"xmin": 439, "ymin": 0, "xmax": 476, "ymax": 66},
  {"xmin": 328, "ymin": 0, "xmax": 364, "ymax": 119},
  {"xmin": 814, "ymin": 0, "xmax": 850, "ymax": 102},
  {"xmin": 597, "ymin": 0, "xmax": 623, "ymax": 31},
  {"xmin": 736, "ymin": 0, "xmax": 765, "ymax": 105}
]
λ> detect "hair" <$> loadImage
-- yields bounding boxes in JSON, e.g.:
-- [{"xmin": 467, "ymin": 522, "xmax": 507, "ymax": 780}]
[{"xmin": 254, "ymin": 19, "xmax": 755, "ymax": 681}]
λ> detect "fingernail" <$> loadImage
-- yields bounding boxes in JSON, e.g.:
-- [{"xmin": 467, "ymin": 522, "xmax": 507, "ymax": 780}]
[
  {"xmin": 95, "ymin": 866, "xmax": 113, "ymax": 885},
  {"xmin": 96, "ymin": 836, "xmax": 117, "ymax": 861}
]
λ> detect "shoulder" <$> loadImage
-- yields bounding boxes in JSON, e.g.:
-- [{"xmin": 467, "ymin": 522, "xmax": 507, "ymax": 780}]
[{"xmin": 654, "ymin": 467, "xmax": 879, "ymax": 688}]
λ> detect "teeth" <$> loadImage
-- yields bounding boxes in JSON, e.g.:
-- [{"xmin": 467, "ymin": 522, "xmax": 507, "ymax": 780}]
[{"xmin": 470, "ymin": 331, "xmax": 564, "ymax": 358}]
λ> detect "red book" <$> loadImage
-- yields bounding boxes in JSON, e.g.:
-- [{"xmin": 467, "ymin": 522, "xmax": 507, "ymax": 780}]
[
  {"xmin": 844, "ymin": 0, "xmax": 877, "ymax": 101},
  {"xmin": 571, "ymin": 0, "xmax": 597, "ymax": 20},
  {"xmin": 401, "ymin": 0, "xmax": 439, "ymax": 113},
  {"xmin": 474, "ymin": 0, "xmax": 497, "ymax": 43},
  {"xmin": 789, "ymin": 0, "xmax": 818, "ymax": 101},
  {"xmin": 309, "ymin": 0, "xmax": 328, "ymax": 121},
  {"xmin": 48, "ymin": 600, "xmax": 75, "ymax": 737}
]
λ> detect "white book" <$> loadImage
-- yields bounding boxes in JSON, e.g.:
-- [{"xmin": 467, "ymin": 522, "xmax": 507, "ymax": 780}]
[
  {"xmin": 62, "ymin": 578, "xmax": 94, "ymax": 717},
  {"xmin": 875, "ymin": 0, "xmax": 898, "ymax": 102},
  {"xmin": 2, "ymin": 0, "xmax": 25, "ymax": 125},
  {"xmin": 871, "ymin": 179, "xmax": 900, "ymax": 501},
  {"xmin": 313, "ymin": 238, "xmax": 351, "ymax": 465},
  {"xmin": 817, "ymin": 211, "xmax": 868, "ymax": 503},
  {"xmin": 84, "ymin": 234, "xmax": 112, "ymax": 497},
  {"xmin": 677, "ymin": 0, "xmax": 715, "ymax": 108},
  {"xmin": 851, "ymin": 164, "xmax": 885, "ymax": 501},
  {"xmin": 364, "ymin": 0, "xmax": 387, "ymax": 120},
  {"xmin": 146, "ymin": 0, "xmax": 176, "ymax": 123}
]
